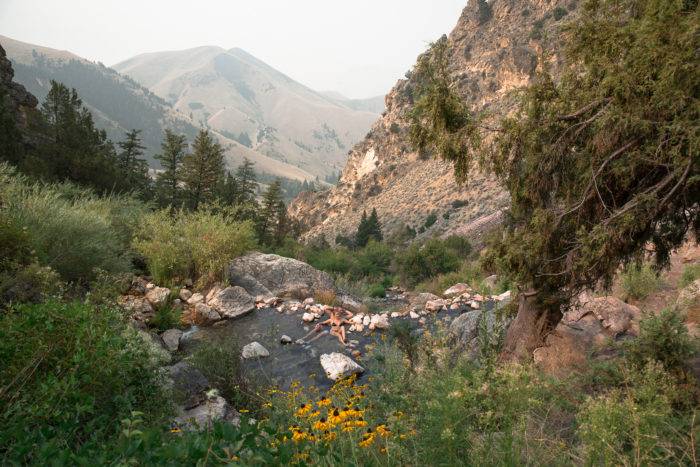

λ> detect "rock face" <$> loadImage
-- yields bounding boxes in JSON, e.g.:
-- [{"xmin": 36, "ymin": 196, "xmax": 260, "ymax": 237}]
[
  {"xmin": 450, "ymin": 305, "xmax": 512, "ymax": 358},
  {"xmin": 320, "ymin": 353, "xmax": 365, "ymax": 381},
  {"xmin": 0, "ymin": 43, "xmax": 37, "ymax": 128},
  {"xmin": 289, "ymin": 0, "xmax": 572, "ymax": 246},
  {"xmin": 208, "ymin": 286, "xmax": 256, "ymax": 319},
  {"xmin": 533, "ymin": 295, "xmax": 641, "ymax": 377},
  {"xmin": 228, "ymin": 252, "xmax": 335, "ymax": 299}
]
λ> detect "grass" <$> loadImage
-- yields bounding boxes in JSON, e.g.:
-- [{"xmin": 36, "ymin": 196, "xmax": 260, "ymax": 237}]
[
  {"xmin": 680, "ymin": 263, "xmax": 700, "ymax": 288},
  {"xmin": 620, "ymin": 262, "xmax": 663, "ymax": 301}
]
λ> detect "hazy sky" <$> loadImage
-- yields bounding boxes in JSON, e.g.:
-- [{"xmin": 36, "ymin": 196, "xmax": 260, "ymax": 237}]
[{"xmin": 0, "ymin": 0, "xmax": 466, "ymax": 98}]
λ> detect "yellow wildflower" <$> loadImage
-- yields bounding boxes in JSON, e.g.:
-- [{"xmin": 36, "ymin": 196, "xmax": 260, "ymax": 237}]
[
  {"xmin": 295, "ymin": 403, "xmax": 311, "ymax": 417},
  {"xmin": 308, "ymin": 410, "xmax": 321, "ymax": 419},
  {"xmin": 329, "ymin": 408, "xmax": 343, "ymax": 425},
  {"xmin": 359, "ymin": 429, "xmax": 375, "ymax": 448},
  {"xmin": 376, "ymin": 424, "xmax": 391, "ymax": 438},
  {"xmin": 317, "ymin": 397, "xmax": 331, "ymax": 407},
  {"xmin": 313, "ymin": 417, "xmax": 333, "ymax": 432},
  {"xmin": 322, "ymin": 430, "xmax": 337, "ymax": 442}
]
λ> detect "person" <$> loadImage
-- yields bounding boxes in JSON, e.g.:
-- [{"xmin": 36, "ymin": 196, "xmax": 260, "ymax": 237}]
[{"xmin": 314, "ymin": 307, "xmax": 353, "ymax": 344}]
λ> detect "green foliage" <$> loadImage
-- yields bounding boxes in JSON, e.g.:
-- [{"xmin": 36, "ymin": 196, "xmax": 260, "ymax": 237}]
[
  {"xmin": 552, "ymin": 6, "xmax": 568, "ymax": 20},
  {"xmin": 351, "ymin": 240, "xmax": 392, "ymax": 279},
  {"xmin": 367, "ymin": 283, "xmax": 386, "ymax": 298},
  {"xmin": 149, "ymin": 303, "xmax": 182, "ymax": 333},
  {"xmin": 154, "ymin": 129, "xmax": 187, "ymax": 209},
  {"xmin": 0, "ymin": 164, "xmax": 140, "ymax": 284},
  {"xmin": 395, "ymin": 238, "xmax": 461, "ymax": 285},
  {"xmin": 423, "ymin": 212, "xmax": 437, "ymax": 229},
  {"xmin": 0, "ymin": 263, "xmax": 63, "ymax": 307},
  {"xmin": 619, "ymin": 262, "xmax": 662, "ymax": 301},
  {"xmin": 355, "ymin": 208, "xmax": 383, "ymax": 248},
  {"xmin": 117, "ymin": 129, "xmax": 151, "ymax": 197},
  {"xmin": 256, "ymin": 179, "xmax": 287, "ymax": 246},
  {"xmin": 190, "ymin": 337, "xmax": 254, "ymax": 409},
  {"xmin": 409, "ymin": 37, "xmax": 481, "ymax": 184},
  {"xmin": 0, "ymin": 301, "xmax": 171, "ymax": 463},
  {"xmin": 134, "ymin": 209, "xmax": 257, "ymax": 286},
  {"xmin": 680, "ymin": 263, "xmax": 700, "ymax": 288},
  {"xmin": 624, "ymin": 307, "xmax": 695, "ymax": 374},
  {"xmin": 442, "ymin": 235, "xmax": 472, "ymax": 258},
  {"xmin": 181, "ymin": 129, "xmax": 225, "ymax": 210}
]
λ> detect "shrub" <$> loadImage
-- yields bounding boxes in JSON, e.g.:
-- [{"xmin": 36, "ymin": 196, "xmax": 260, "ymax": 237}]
[
  {"xmin": 424, "ymin": 212, "xmax": 438, "ymax": 229},
  {"xmin": 679, "ymin": 263, "xmax": 700, "ymax": 288},
  {"xmin": 620, "ymin": 262, "xmax": 662, "ymax": 300},
  {"xmin": 443, "ymin": 235, "xmax": 472, "ymax": 258},
  {"xmin": 0, "ymin": 166, "xmax": 139, "ymax": 284},
  {"xmin": 0, "ymin": 263, "xmax": 63, "ymax": 307},
  {"xmin": 552, "ymin": 6, "xmax": 568, "ymax": 20},
  {"xmin": 189, "ymin": 337, "xmax": 254, "ymax": 409},
  {"xmin": 367, "ymin": 283, "xmax": 386, "ymax": 298},
  {"xmin": 351, "ymin": 240, "xmax": 392, "ymax": 279},
  {"xmin": 0, "ymin": 301, "xmax": 171, "ymax": 462},
  {"xmin": 315, "ymin": 289, "xmax": 338, "ymax": 306},
  {"xmin": 624, "ymin": 307, "xmax": 695, "ymax": 373},
  {"xmin": 306, "ymin": 247, "xmax": 353, "ymax": 276},
  {"xmin": 149, "ymin": 303, "xmax": 182, "ymax": 332},
  {"xmin": 134, "ymin": 209, "xmax": 256, "ymax": 286},
  {"xmin": 395, "ymin": 238, "xmax": 461, "ymax": 285}
]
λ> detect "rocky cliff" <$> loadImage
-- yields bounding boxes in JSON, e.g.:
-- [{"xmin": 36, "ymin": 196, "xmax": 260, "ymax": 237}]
[
  {"xmin": 290, "ymin": 0, "xmax": 574, "ymax": 245},
  {"xmin": 0, "ymin": 43, "xmax": 37, "ymax": 128}
]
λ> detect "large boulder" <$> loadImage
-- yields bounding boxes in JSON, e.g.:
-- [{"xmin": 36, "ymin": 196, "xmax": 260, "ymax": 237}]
[
  {"xmin": 228, "ymin": 252, "xmax": 335, "ymax": 299},
  {"xmin": 165, "ymin": 361, "xmax": 210, "ymax": 408},
  {"xmin": 174, "ymin": 393, "xmax": 239, "ymax": 430},
  {"xmin": 320, "ymin": 353, "xmax": 365, "ymax": 381},
  {"xmin": 241, "ymin": 342, "xmax": 270, "ymax": 359},
  {"xmin": 449, "ymin": 306, "xmax": 511, "ymax": 358},
  {"xmin": 161, "ymin": 329, "xmax": 183, "ymax": 352},
  {"xmin": 145, "ymin": 286, "xmax": 171, "ymax": 309},
  {"xmin": 208, "ymin": 286, "xmax": 256, "ymax": 319},
  {"xmin": 533, "ymin": 295, "xmax": 641, "ymax": 377}
]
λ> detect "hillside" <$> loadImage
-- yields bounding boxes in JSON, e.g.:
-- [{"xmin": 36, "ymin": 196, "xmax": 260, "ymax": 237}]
[
  {"xmin": 290, "ymin": 0, "xmax": 574, "ymax": 244},
  {"xmin": 114, "ymin": 47, "xmax": 379, "ymax": 178}
]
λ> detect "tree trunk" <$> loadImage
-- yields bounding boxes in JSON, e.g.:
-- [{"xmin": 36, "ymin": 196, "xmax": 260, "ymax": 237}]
[{"xmin": 500, "ymin": 290, "xmax": 562, "ymax": 362}]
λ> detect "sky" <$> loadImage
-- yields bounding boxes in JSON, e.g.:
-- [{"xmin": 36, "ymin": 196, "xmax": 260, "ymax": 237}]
[{"xmin": 0, "ymin": 0, "xmax": 466, "ymax": 99}]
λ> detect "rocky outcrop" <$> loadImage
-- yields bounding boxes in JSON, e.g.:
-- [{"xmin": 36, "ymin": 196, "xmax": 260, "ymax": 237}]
[
  {"xmin": 533, "ymin": 295, "xmax": 641, "ymax": 377},
  {"xmin": 208, "ymin": 286, "xmax": 256, "ymax": 319},
  {"xmin": 228, "ymin": 252, "xmax": 335, "ymax": 299},
  {"xmin": 289, "ymin": 0, "xmax": 573, "ymax": 245},
  {"xmin": 0, "ymin": 43, "xmax": 37, "ymax": 128}
]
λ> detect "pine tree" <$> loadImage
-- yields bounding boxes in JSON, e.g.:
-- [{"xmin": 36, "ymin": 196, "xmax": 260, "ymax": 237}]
[
  {"xmin": 355, "ymin": 210, "xmax": 370, "ymax": 248},
  {"xmin": 233, "ymin": 157, "xmax": 258, "ymax": 205},
  {"xmin": 35, "ymin": 80, "xmax": 121, "ymax": 193},
  {"xmin": 117, "ymin": 129, "xmax": 151, "ymax": 195},
  {"xmin": 257, "ymin": 180, "xmax": 285, "ymax": 245},
  {"xmin": 154, "ymin": 129, "xmax": 187, "ymax": 209},
  {"xmin": 180, "ymin": 129, "xmax": 225, "ymax": 210},
  {"xmin": 219, "ymin": 171, "xmax": 238, "ymax": 206},
  {"xmin": 366, "ymin": 208, "xmax": 383, "ymax": 243}
]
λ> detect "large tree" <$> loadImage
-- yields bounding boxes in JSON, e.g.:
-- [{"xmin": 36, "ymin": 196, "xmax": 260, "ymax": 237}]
[
  {"xmin": 154, "ymin": 129, "xmax": 187, "ymax": 209},
  {"xmin": 410, "ymin": 0, "xmax": 699, "ymax": 360},
  {"xmin": 117, "ymin": 129, "xmax": 151, "ymax": 196},
  {"xmin": 181, "ymin": 129, "xmax": 225, "ymax": 210},
  {"xmin": 257, "ymin": 180, "xmax": 286, "ymax": 245}
]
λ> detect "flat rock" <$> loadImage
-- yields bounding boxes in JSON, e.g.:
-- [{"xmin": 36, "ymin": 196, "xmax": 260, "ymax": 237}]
[
  {"xmin": 425, "ymin": 299, "xmax": 447, "ymax": 312},
  {"xmin": 209, "ymin": 286, "xmax": 256, "ymax": 319},
  {"xmin": 444, "ymin": 283, "xmax": 470, "ymax": 297},
  {"xmin": 241, "ymin": 341, "xmax": 270, "ymax": 359},
  {"xmin": 145, "ymin": 286, "xmax": 171, "ymax": 308},
  {"xmin": 194, "ymin": 303, "xmax": 221, "ymax": 325},
  {"xmin": 370, "ymin": 314, "xmax": 390, "ymax": 329},
  {"xmin": 179, "ymin": 289, "xmax": 193, "ymax": 302},
  {"xmin": 320, "ymin": 352, "xmax": 365, "ymax": 381},
  {"xmin": 187, "ymin": 293, "xmax": 204, "ymax": 305}
]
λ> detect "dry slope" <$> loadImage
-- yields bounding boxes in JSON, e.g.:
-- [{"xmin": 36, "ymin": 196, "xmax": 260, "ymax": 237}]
[{"xmin": 290, "ymin": 0, "xmax": 574, "ymax": 244}]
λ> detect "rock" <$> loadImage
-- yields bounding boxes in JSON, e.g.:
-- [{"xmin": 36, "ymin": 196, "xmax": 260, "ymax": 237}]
[
  {"xmin": 444, "ymin": 283, "xmax": 470, "ymax": 297},
  {"xmin": 228, "ymin": 252, "xmax": 335, "ymax": 299},
  {"xmin": 129, "ymin": 329, "xmax": 171, "ymax": 365},
  {"xmin": 295, "ymin": 339, "xmax": 305, "ymax": 345},
  {"xmin": 280, "ymin": 335, "xmax": 292, "ymax": 344},
  {"xmin": 187, "ymin": 293, "xmax": 205, "ymax": 305},
  {"xmin": 205, "ymin": 285, "xmax": 223, "ymax": 305},
  {"xmin": 174, "ymin": 393, "xmax": 230, "ymax": 430},
  {"xmin": 194, "ymin": 303, "xmax": 221, "ymax": 325},
  {"xmin": 337, "ymin": 294, "xmax": 364, "ymax": 313},
  {"xmin": 363, "ymin": 315, "xmax": 371, "ymax": 326},
  {"xmin": 410, "ymin": 311, "xmax": 420, "ymax": 319},
  {"xmin": 483, "ymin": 275, "xmax": 498, "ymax": 289},
  {"xmin": 449, "ymin": 306, "xmax": 512, "ymax": 358},
  {"xmin": 409, "ymin": 292, "xmax": 441, "ymax": 309},
  {"xmin": 450, "ymin": 303, "xmax": 460, "ymax": 310},
  {"xmin": 677, "ymin": 279, "xmax": 700, "ymax": 315},
  {"xmin": 179, "ymin": 289, "xmax": 193, "ymax": 302},
  {"xmin": 208, "ymin": 286, "xmax": 256, "ymax": 319},
  {"xmin": 146, "ymin": 286, "xmax": 171, "ymax": 308},
  {"xmin": 303, "ymin": 297, "xmax": 315, "ymax": 305},
  {"xmin": 241, "ymin": 342, "xmax": 270, "ymax": 359},
  {"xmin": 146, "ymin": 282, "xmax": 156, "ymax": 290},
  {"xmin": 391, "ymin": 311, "xmax": 402, "ymax": 318},
  {"xmin": 320, "ymin": 353, "xmax": 365, "ymax": 381},
  {"xmin": 496, "ymin": 290, "xmax": 512, "ymax": 301},
  {"xmin": 161, "ymin": 328, "xmax": 183, "ymax": 352},
  {"xmin": 302, "ymin": 312, "xmax": 316, "ymax": 322},
  {"xmin": 118, "ymin": 296, "xmax": 154, "ymax": 317},
  {"xmin": 425, "ymin": 299, "xmax": 447, "ymax": 312},
  {"xmin": 473, "ymin": 294, "xmax": 484, "ymax": 302},
  {"xmin": 469, "ymin": 300, "xmax": 481, "ymax": 310},
  {"xmin": 352, "ymin": 350, "xmax": 362, "ymax": 358},
  {"xmin": 418, "ymin": 318, "xmax": 426, "ymax": 325},
  {"xmin": 370, "ymin": 314, "xmax": 390, "ymax": 329},
  {"xmin": 533, "ymin": 295, "xmax": 641, "ymax": 377},
  {"xmin": 165, "ymin": 361, "xmax": 209, "ymax": 406}
]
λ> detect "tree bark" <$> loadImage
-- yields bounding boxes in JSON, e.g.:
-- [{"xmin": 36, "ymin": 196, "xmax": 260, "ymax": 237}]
[{"xmin": 500, "ymin": 290, "xmax": 562, "ymax": 362}]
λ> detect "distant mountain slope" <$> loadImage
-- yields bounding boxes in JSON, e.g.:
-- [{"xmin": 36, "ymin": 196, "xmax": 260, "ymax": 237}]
[
  {"xmin": 114, "ymin": 46, "xmax": 380, "ymax": 178},
  {"xmin": 0, "ymin": 35, "xmax": 319, "ymax": 180},
  {"xmin": 321, "ymin": 91, "xmax": 386, "ymax": 114}
]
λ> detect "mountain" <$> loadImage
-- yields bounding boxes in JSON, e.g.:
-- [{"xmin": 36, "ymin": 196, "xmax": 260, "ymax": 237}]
[
  {"xmin": 114, "ymin": 47, "xmax": 380, "ymax": 178},
  {"xmin": 289, "ymin": 0, "xmax": 574, "ymax": 245},
  {"xmin": 321, "ymin": 91, "xmax": 386, "ymax": 114}
]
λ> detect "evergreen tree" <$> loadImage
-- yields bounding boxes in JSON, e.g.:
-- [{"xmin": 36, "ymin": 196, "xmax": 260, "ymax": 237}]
[
  {"xmin": 180, "ymin": 129, "xmax": 225, "ymax": 210},
  {"xmin": 34, "ymin": 80, "xmax": 121, "ymax": 193},
  {"xmin": 154, "ymin": 129, "xmax": 187, "ymax": 208},
  {"xmin": 117, "ymin": 129, "xmax": 151, "ymax": 195},
  {"xmin": 233, "ymin": 157, "xmax": 258, "ymax": 205},
  {"xmin": 410, "ymin": 0, "xmax": 699, "ymax": 359},
  {"xmin": 219, "ymin": 171, "xmax": 238, "ymax": 206},
  {"xmin": 367, "ymin": 208, "xmax": 383, "ymax": 243},
  {"xmin": 0, "ymin": 87, "xmax": 24, "ymax": 167},
  {"xmin": 257, "ymin": 180, "xmax": 285, "ymax": 245},
  {"xmin": 355, "ymin": 210, "xmax": 370, "ymax": 248}
]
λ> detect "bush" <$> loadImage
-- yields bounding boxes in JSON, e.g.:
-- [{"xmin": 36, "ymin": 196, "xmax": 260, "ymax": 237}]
[
  {"xmin": 0, "ymin": 263, "xmax": 63, "ymax": 306},
  {"xmin": 624, "ymin": 307, "xmax": 695, "ymax": 373},
  {"xmin": 306, "ymin": 247, "xmax": 353, "ymax": 276},
  {"xmin": 443, "ymin": 235, "xmax": 472, "ymax": 258},
  {"xmin": 620, "ymin": 262, "xmax": 662, "ymax": 300},
  {"xmin": 134, "ymin": 209, "xmax": 256, "ymax": 286},
  {"xmin": 0, "ymin": 165, "xmax": 140, "ymax": 284},
  {"xmin": 314, "ymin": 289, "xmax": 338, "ymax": 306},
  {"xmin": 679, "ymin": 263, "xmax": 700, "ymax": 288},
  {"xmin": 367, "ymin": 283, "xmax": 386, "ymax": 298},
  {"xmin": 424, "ymin": 212, "xmax": 438, "ymax": 229},
  {"xmin": 0, "ymin": 301, "xmax": 171, "ymax": 463},
  {"xmin": 351, "ymin": 240, "xmax": 392, "ymax": 279},
  {"xmin": 149, "ymin": 302, "xmax": 182, "ymax": 332},
  {"xmin": 395, "ymin": 238, "xmax": 461, "ymax": 285},
  {"xmin": 552, "ymin": 6, "xmax": 568, "ymax": 20}
]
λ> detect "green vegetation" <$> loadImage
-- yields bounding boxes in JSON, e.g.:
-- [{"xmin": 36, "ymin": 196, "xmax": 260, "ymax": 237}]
[
  {"xmin": 680, "ymin": 263, "xmax": 700, "ymax": 288},
  {"xmin": 620, "ymin": 262, "xmax": 662, "ymax": 301},
  {"xmin": 134, "ymin": 209, "xmax": 256, "ymax": 286},
  {"xmin": 181, "ymin": 129, "xmax": 225, "ymax": 210},
  {"xmin": 355, "ymin": 208, "xmax": 383, "ymax": 248}
]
